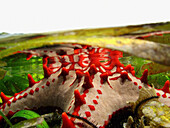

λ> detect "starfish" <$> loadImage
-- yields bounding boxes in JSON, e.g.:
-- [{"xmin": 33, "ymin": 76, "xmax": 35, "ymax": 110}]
[{"xmin": 0, "ymin": 44, "xmax": 170, "ymax": 127}]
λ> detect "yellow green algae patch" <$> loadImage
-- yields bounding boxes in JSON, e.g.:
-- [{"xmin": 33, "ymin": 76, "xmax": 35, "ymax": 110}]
[
  {"xmin": 142, "ymin": 100, "xmax": 170, "ymax": 127},
  {"xmin": 125, "ymin": 87, "xmax": 170, "ymax": 128}
]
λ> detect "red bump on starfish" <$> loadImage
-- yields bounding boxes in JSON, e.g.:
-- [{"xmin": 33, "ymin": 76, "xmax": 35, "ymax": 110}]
[
  {"xmin": 160, "ymin": 80, "xmax": 170, "ymax": 93},
  {"xmin": 76, "ymin": 70, "xmax": 84, "ymax": 77},
  {"xmin": 29, "ymin": 89, "xmax": 34, "ymax": 95},
  {"xmin": 93, "ymin": 100, "xmax": 98, "ymax": 104},
  {"xmin": 13, "ymin": 93, "xmax": 19, "ymax": 97},
  {"xmin": 7, "ymin": 101, "xmax": 11, "ymax": 107},
  {"xmin": 43, "ymin": 65, "xmax": 52, "ymax": 78},
  {"xmin": 18, "ymin": 95, "xmax": 23, "ymax": 99},
  {"xmin": 27, "ymin": 74, "xmax": 37, "ymax": 87},
  {"xmin": 43, "ymin": 56, "xmax": 49, "ymax": 65},
  {"xmin": 61, "ymin": 67, "xmax": 69, "ymax": 76},
  {"xmin": 82, "ymin": 72, "xmax": 94, "ymax": 90},
  {"xmin": 89, "ymin": 64, "xmax": 98, "ymax": 75},
  {"xmin": 23, "ymin": 93, "xmax": 28, "ymax": 98},
  {"xmin": 12, "ymin": 97, "xmax": 17, "ymax": 103},
  {"xmin": 85, "ymin": 111, "xmax": 91, "ymax": 117},
  {"xmin": 88, "ymin": 105, "xmax": 95, "ymax": 111},
  {"xmin": 61, "ymin": 112, "xmax": 75, "ymax": 128},
  {"xmin": 162, "ymin": 93, "xmax": 167, "ymax": 98},
  {"xmin": 124, "ymin": 64, "xmax": 135, "ymax": 75},
  {"xmin": 46, "ymin": 81, "xmax": 50, "ymax": 86},
  {"xmin": 140, "ymin": 69, "xmax": 148, "ymax": 84},
  {"xmin": 120, "ymin": 72, "xmax": 132, "ymax": 83},
  {"xmin": 97, "ymin": 90, "xmax": 102, "ymax": 94},
  {"xmin": 76, "ymin": 70, "xmax": 84, "ymax": 83},
  {"xmin": 26, "ymin": 53, "xmax": 33, "ymax": 60},
  {"xmin": 35, "ymin": 87, "xmax": 39, "ymax": 92},
  {"xmin": 74, "ymin": 89, "xmax": 86, "ymax": 107},
  {"xmin": 60, "ymin": 67, "xmax": 69, "ymax": 83},
  {"xmin": 0, "ymin": 92, "xmax": 10, "ymax": 104},
  {"xmin": 100, "ymin": 72, "xmax": 109, "ymax": 84}
]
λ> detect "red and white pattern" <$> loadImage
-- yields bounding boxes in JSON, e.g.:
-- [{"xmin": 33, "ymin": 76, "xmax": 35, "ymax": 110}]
[{"xmin": 0, "ymin": 44, "xmax": 169, "ymax": 127}]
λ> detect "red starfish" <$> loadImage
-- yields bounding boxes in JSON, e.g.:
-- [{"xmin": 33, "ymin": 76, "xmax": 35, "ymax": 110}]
[{"xmin": 0, "ymin": 44, "xmax": 169, "ymax": 127}]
